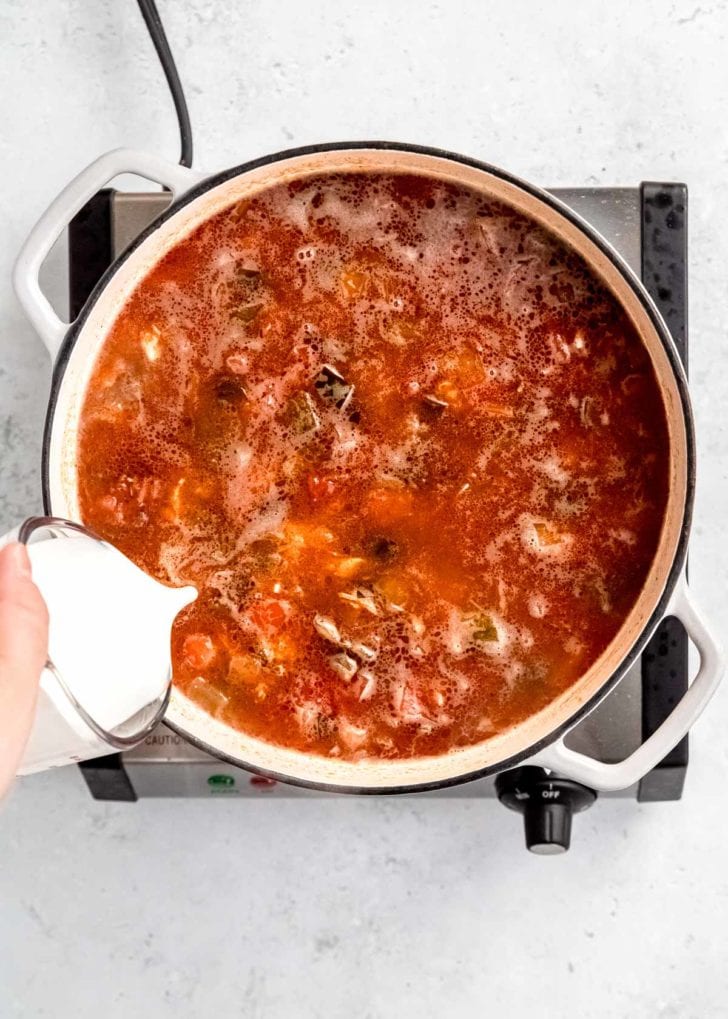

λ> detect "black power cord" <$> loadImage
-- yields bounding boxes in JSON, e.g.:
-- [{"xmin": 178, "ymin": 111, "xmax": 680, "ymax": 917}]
[{"xmin": 136, "ymin": 0, "xmax": 193, "ymax": 167}]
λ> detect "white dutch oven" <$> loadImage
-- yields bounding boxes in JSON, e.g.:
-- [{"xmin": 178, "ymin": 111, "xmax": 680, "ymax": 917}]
[{"xmin": 13, "ymin": 143, "xmax": 724, "ymax": 793}]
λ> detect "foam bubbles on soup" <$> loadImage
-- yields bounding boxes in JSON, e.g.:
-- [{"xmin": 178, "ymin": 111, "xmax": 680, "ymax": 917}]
[{"xmin": 77, "ymin": 172, "xmax": 669, "ymax": 760}]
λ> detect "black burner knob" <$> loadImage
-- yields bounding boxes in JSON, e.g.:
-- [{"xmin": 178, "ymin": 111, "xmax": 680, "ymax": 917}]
[{"xmin": 495, "ymin": 766, "xmax": 597, "ymax": 855}]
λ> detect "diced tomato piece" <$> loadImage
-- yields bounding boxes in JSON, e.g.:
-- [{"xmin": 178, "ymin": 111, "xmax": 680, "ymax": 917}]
[
  {"xmin": 481, "ymin": 402, "xmax": 514, "ymax": 419},
  {"xmin": 326, "ymin": 554, "xmax": 367, "ymax": 578},
  {"xmin": 225, "ymin": 352, "xmax": 249, "ymax": 375},
  {"xmin": 364, "ymin": 485, "xmax": 414, "ymax": 526},
  {"xmin": 306, "ymin": 472, "xmax": 336, "ymax": 503},
  {"xmin": 136, "ymin": 476, "xmax": 161, "ymax": 505},
  {"xmin": 457, "ymin": 350, "xmax": 487, "ymax": 387},
  {"xmin": 227, "ymin": 653, "xmax": 263, "ymax": 686},
  {"xmin": 341, "ymin": 268, "xmax": 369, "ymax": 297},
  {"xmin": 282, "ymin": 521, "xmax": 335, "ymax": 549},
  {"xmin": 376, "ymin": 571, "xmax": 411, "ymax": 609},
  {"xmin": 434, "ymin": 379, "xmax": 462, "ymax": 408},
  {"xmin": 534, "ymin": 521, "xmax": 561, "ymax": 547},
  {"xmin": 98, "ymin": 493, "xmax": 122, "ymax": 523},
  {"xmin": 97, "ymin": 475, "xmax": 161, "ymax": 527},
  {"xmin": 249, "ymin": 599, "xmax": 287, "ymax": 631},
  {"xmin": 338, "ymin": 719, "xmax": 369, "ymax": 751},
  {"xmin": 182, "ymin": 633, "xmax": 217, "ymax": 670}
]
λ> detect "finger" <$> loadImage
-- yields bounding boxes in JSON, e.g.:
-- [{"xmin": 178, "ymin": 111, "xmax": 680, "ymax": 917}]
[{"xmin": 0, "ymin": 544, "xmax": 49, "ymax": 791}]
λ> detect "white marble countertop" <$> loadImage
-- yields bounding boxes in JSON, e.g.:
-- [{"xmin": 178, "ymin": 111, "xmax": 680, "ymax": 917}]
[{"xmin": 1, "ymin": 1, "xmax": 727, "ymax": 1016}]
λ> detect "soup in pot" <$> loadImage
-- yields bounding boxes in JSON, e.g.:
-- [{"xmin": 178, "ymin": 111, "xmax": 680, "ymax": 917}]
[{"xmin": 77, "ymin": 171, "xmax": 669, "ymax": 760}]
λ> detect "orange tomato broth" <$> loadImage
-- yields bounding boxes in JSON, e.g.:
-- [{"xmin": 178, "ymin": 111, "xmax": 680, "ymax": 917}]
[{"xmin": 77, "ymin": 172, "xmax": 669, "ymax": 760}]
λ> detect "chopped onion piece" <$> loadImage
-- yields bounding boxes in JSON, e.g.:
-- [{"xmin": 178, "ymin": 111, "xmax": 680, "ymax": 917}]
[
  {"xmin": 338, "ymin": 588, "xmax": 378, "ymax": 615},
  {"xmin": 357, "ymin": 670, "xmax": 377, "ymax": 701},
  {"xmin": 527, "ymin": 594, "xmax": 549, "ymax": 619},
  {"xmin": 188, "ymin": 676, "xmax": 229, "ymax": 717},
  {"xmin": 313, "ymin": 614, "xmax": 343, "ymax": 645},
  {"xmin": 422, "ymin": 394, "xmax": 448, "ymax": 414},
  {"xmin": 140, "ymin": 325, "xmax": 162, "ymax": 362},
  {"xmin": 349, "ymin": 640, "xmax": 378, "ymax": 661},
  {"xmin": 338, "ymin": 720, "xmax": 368, "ymax": 750},
  {"xmin": 329, "ymin": 652, "xmax": 359, "ymax": 682},
  {"xmin": 411, "ymin": 616, "xmax": 426, "ymax": 637},
  {"xmin": 326, "ymin": 555, "xmax": 367, "ymax": 578}
]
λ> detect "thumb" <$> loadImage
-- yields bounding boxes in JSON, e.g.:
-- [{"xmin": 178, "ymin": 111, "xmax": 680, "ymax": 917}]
[{"xmin": 0, "ymin": 543, "xmax": 49, "ymax": 794}]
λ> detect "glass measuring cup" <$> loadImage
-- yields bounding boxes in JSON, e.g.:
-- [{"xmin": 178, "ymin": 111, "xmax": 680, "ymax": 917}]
[{"xmin": 13, "ymin": 517, "xmax": 196, "ymax": 774}]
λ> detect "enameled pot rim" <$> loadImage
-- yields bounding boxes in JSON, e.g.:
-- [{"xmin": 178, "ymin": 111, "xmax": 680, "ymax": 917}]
[{"xmin": 41, "ymin": 141, "xmax": 695, "ymax": 793}]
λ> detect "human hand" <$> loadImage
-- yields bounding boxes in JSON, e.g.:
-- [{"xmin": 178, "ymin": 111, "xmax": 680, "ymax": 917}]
[{"xmin": 0, "ymin": 543, "xmax": 49, "ymax": 796}]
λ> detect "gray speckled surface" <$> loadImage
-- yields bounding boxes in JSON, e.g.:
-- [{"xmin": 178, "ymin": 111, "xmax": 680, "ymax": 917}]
[{"xmin": 1, "ymin": 1, "xmax": 728, "ymax": 1016}]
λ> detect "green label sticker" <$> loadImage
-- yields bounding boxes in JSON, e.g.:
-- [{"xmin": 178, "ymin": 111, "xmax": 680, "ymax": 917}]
[{"xmin": 208, "ymin": 774, "xmax": 235, "ymax": 789}]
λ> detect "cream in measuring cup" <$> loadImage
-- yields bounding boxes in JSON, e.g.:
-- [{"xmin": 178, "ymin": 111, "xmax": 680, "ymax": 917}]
[{"xmin": 5, "ymin": 518, "xmax": 196, "ymax": 775}]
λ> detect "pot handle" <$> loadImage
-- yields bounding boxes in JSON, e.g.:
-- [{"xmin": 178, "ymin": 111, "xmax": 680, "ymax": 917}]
[
  {"xmin": 12, "ymin": 148, "xmax": 205, "ymax": 361},
  {"xmin": 530, "ymin": 580, "xmax": 724, "ymax": 792}
]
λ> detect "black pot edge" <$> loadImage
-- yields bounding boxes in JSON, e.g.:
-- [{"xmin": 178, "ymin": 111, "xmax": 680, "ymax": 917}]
[{"xmin": 41, "ymin": 140, "xmax": 695, "ymax": 795}]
